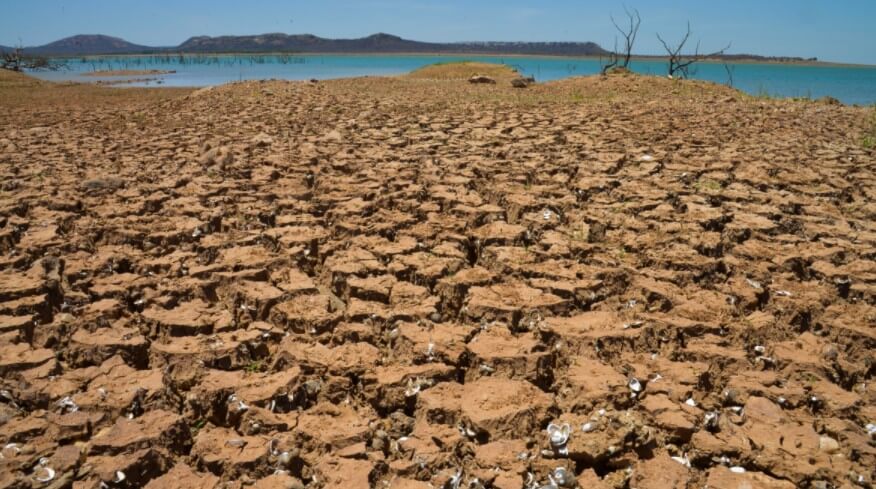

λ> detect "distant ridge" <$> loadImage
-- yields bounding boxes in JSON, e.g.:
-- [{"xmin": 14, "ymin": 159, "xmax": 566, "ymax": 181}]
[
  {"xmin": 1, "ymin": 33, "xmax": 814, "ymax": 62},
  {"xmin": 20, "ymin": 35, "xmax": 152, "ymax": 55},
  {"xmin": 6, "ymin": 33, "xmax": 610, "ymax": 57},
  {"xmin": 177, "ymin": 32, "xmax": 610, "ymax": 56}
]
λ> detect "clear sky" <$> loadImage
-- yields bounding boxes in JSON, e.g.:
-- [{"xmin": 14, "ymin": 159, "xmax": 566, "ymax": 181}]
[{"xmin": 2, "ymin": 0, "xmax": 874, "ymax": 64}]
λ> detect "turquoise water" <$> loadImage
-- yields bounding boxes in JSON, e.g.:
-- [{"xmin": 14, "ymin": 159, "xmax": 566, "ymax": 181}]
[{"xmin": 32, "ymin": 54, "xmax": 876, "ymax": 105}]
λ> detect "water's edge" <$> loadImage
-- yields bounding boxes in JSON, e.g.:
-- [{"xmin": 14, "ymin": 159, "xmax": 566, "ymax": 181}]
[{"xmin": 31, "ymin": 54, "xmax": 876, "ymax": 105}]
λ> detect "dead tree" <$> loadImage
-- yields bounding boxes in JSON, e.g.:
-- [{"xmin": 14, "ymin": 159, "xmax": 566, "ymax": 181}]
[
  {"xmin": 723, "ymin": 63, "xmax": 735, "ymax": 87},
  {"xmin": 656, "ymin": 22, "xmax": 731, "ymax": 78},
  {"xmin": 1, "ymin": 47, "xmax": 61, "ymax": 72},
  {"xmin": 600, "ymin": 37, "xmax": 620, "ymax": 75},
  {"xmin": 611, "ymin": 7, "xmax": 641, "ymax": 68}
]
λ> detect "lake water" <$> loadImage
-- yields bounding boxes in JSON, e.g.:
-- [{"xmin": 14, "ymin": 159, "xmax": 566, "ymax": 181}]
[{"xmin": 32, "ymin": 54, "xmax": 876, "ymax": 105}]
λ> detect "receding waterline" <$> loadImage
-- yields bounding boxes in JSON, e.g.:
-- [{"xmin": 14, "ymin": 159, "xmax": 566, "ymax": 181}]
[{"xmin": 31, "ymin": 54, "xmax": 876, "ymax": 105}]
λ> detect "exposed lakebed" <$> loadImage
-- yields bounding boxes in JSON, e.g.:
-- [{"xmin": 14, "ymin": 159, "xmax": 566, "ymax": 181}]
[
  {"xmin": 29, "ymin": 53, "xmax": 876, "ymax": 105},
  {"xmin": 0, "ymin": 66, "xmax": 874, "ymax": 488}
]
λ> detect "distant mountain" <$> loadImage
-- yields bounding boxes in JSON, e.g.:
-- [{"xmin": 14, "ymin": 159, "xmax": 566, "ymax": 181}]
[
  {"xmin": 22, "ymin": 35, "xmax": 153, "ymax": 56},
  {"xmin": 15, "ymin": 32, "xmax": 609, "ymax": 57},
  {"xmin": 178, "ymin": 32, "xmax": 610, "ymax": 56},
  {"xmin": 7, "ymin": 33, "xmax": 813, "ymax": 62}
]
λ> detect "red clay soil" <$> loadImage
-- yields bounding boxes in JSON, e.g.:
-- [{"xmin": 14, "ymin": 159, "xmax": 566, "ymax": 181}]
[{"xmin": 0, "ymin": 66, "xmax": 874, "ymax": 488}]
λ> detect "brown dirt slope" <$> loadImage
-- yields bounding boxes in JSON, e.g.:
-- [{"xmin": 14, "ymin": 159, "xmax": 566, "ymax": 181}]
[{"xmin": 0, "ymin": 65, "xmax": 874, "ymax": 489}]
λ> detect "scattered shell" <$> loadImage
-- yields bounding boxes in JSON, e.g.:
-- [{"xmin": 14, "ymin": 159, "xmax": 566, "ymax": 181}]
[
  {"xmin": 671, "ymin": 455, "xmax": 691, "ymax": 468},
  {"xmin": 56, "ymin": 396, "xmax": 79, "ymax": 413},
  {"xmin": 405, "ymin": 378, "xmax": 423, "ymax": 397},
  {"xmin": 227, "ymin": 394, "xmax": 249, "ymax": 413},
  {"xmin": 640, "ymin": 154, "xmax": 655, "ymax": 162},
  {"xmin": 542, "ymin": 209, "xmax": 553, "ymax": 220},
  {"xmin": 729, "ymin": 466, "xmax": 746, "ymax": 474},
  {"xmin": 547, "ymin": 423, "xmax": 571, "ymax": 449},
  {"xmin": 685, "ymin": 398, "xmax": 697, "ymax": 407},
  {"xmin": 745, "ymin": 278, "xmax": 762, "ymax": 290},
  {"xmin": 1, "ymin": 443, "xmax": 21, "ymax": 459},
  {"xmin": 552, "ymin": 467, "xmax": 576, "ymax": 488},
  {"xmin": 704, "ymin": 411, "xmax": 720, "ymax": 431},
  {"xmin": 113, "ymin": 471, "xmax": 126, "ymax": 483},
  {"xmin": 628, "ymin": 378, "xmax": 643, "ymax": 393},
  {"xmin": 753, "ymin": 345, "xmax": 766, "ymax": 354},
  {"xmin": 774, "ymin": 290, "xmax": 792, "ymax": 297},
  {"xmin": 457, "ymin": 423, "xmax": 476, "ymax": 439},
  {"xmin": 277, "ymin": 451, "xmax": 293, "ymax": 467},
  {"xmin": 448, "ymin": 469, "xmax": 463, "ymax": 489},
  {"xmin": 866, "ymin": 423, "xmax": 876, "ymax": 438},
  {"xmin": 225, "ymin": 438, "xmax": 247, "ymax": 448},
  {"xmin": 581, "ymin": 422, "xmax": 595, "ymax": 433},
  {"xmin": 33, "ymin": 458, "xmax": 55, "ymax": 483}
]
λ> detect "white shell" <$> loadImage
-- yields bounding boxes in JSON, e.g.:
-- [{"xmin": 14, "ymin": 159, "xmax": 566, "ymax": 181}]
[
  {"xmin": 547, "ymin": 423, "xmax": 571, "ymax": 447},
  {"xmin": 628, "ymin": 378, "xmax": 643, "ymax": 393},
  {"xmin": 34, "ymin": 466, "xmax": 56, "ymax": 483},
  {"xmin": 671, "ymin": 455, "xmax": 691, "ymax": 468}
]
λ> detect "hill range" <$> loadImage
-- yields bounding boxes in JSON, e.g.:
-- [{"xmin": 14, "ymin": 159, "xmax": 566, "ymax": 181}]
[
  {"xmin": 3, "ymin": 33, "xmax": 813, "ymax": 62},
  {"xmin": 7, "ymin": 33, "xmax": 609, "ymax": 57}
]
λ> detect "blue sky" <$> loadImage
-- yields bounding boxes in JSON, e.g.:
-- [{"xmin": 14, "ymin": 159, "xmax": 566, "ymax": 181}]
[{"xmin": 2, "ymin": 0, "xmax": 874, "ymax": 64}]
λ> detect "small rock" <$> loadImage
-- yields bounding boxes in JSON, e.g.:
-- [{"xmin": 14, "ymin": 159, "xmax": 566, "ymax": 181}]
[
  {"xmin": 251, "ymin": 133, "xmax": 274, "ymax": 147},
  {"xmin": 469, "ymin": 75, "xmax": 496, "ymax": 84},
  {"xmin": 822, "ymin": 345, "xmax": 838, "ymax": 361},
  {"xmin": 511, "ymin": 78, "xmax": 530, "ymax": 88},
  {"xmin": 818, "ymin": 436, "xmax": 839, "ymax": 454}
]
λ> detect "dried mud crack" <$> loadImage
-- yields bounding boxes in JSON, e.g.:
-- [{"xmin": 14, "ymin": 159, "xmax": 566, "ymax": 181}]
[{"xmin": 0, "ymin": 66, "xmax": 874, "ymax": 489}]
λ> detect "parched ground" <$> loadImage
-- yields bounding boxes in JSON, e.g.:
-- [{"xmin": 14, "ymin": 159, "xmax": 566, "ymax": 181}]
[{"xmin": 0, "ymin": 64, "xmax": 874, "ymax": 489}]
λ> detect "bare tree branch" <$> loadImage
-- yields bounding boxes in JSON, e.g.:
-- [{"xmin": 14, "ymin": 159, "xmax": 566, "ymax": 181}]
[
  {"xmin": 600, "ymin": 37, "xmax": 620, "ymax": 75},
  {"xmin": 656, "ymin": 22, "xmax": 730, "ymax": 79},
  {"xmin": 610, "ymin": 6, "xmax": 641, "ymax": 68}
]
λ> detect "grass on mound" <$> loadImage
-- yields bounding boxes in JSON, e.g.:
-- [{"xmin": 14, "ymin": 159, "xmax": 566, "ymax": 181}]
[
  {"xmin": 406, "ymin": 61, "xmax": 521, "ymax": 80},
  {"xmin": 863, "ymin": 106, "xmax": 876, "ymax": 149},
  {"xmin": 0, "ymin": 68, "xmax": 191, "ymax": 110}
]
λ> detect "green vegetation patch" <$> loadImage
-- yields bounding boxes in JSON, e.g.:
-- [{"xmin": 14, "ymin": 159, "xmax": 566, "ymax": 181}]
[{"xmin": 863, "ymin": 106, "xmax": 876, "ymax": 149}]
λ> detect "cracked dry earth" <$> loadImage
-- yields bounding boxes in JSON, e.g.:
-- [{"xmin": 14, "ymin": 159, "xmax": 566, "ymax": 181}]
[{"xmin": 0, "ymin": 66, "xmax": 875, "ymax": 489}]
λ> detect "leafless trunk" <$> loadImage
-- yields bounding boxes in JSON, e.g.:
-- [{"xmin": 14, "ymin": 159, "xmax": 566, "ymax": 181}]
[
  {"xmin": 723, "ymin": 63, "xmax": 735, "ymax": 87},
  {"xmin": 600, "ymin": 37, "xmax": 620, "ymax": 75},
  {"xmin": 611, "ymin": 7, "xmax": 641, "ymax": 68},
  {"xmin": 656, "ymin": 22, "xmax": 731, "ymax": 79}
]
